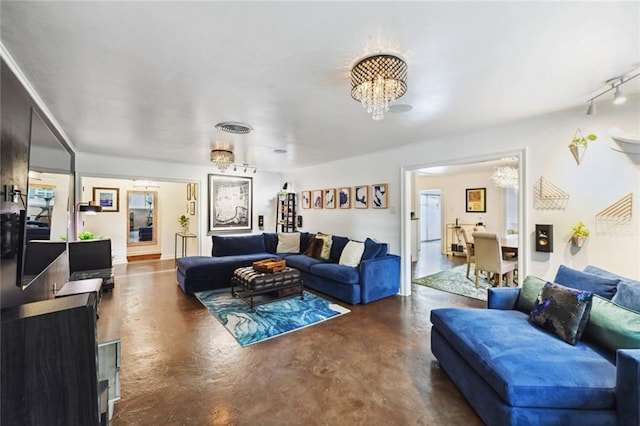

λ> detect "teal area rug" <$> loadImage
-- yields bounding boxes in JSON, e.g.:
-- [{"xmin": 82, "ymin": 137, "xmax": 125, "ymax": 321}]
[
  {"xmin": 412, "ymin": 264, "xmax": 492, "ymax": 301},
  {"xmin": 194, "ymin": 289, "xmax": 350, "ymax": 346}
]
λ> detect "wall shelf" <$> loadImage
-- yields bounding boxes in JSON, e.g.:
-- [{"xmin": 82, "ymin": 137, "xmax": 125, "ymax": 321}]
[
  {"xmin": 533, "ymin": 177, "xmax": 570, "ymax": 210},
  {"xmin": 596, "ymin": 193, "xmax": 633, "ymax": 224}
]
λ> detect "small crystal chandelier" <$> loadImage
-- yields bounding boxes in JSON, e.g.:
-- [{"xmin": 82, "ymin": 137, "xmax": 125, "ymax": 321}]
[
  {"xmin": 350, "ymin": 54, "xmax": 408, "ymax": 121},
  {"xmin": 490, "ymin": 158, "xmax": 519, "ymax": 189},
  {"xmin": 210, "ymin": 149, "xmax": 234, "ymax": 172}
]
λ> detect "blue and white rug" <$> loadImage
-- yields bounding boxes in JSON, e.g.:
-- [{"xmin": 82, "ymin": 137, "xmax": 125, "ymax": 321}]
[{"xmin": 194, "ymin": 289, "xmax": 350, "ymax": 346}]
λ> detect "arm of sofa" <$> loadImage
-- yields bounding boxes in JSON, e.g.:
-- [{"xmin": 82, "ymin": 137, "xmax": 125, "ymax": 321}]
[
  {"xmin": 359, "ymin": 254, "xmax": 400, "ymax": 304},
  {"xmin": 487, "ymin": 287, "xmax": 520, "ymax": 310},
  {"xmin": 617, "ymin": 349, "xmax": 640, "ymax": 426}
]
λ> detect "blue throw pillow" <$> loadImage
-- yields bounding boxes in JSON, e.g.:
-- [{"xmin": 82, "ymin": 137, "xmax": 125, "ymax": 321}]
[
  {"xmin": 554, "ymin": 265, "xmax": 619, "ymax": 300},
  {"xmin": 361, "ymin": 238, "xmax": 382, "ymax": 261},
  {"xmin": 529, "ymin": 282, "xmax": 593, "ymax": 345},
  {"xmin": 611, "ymin": 282, "xmax": 640, "ymax": 313},
  {"xmin": 329, "ymin": 236, "xmax": 350, "ymax": 262}
]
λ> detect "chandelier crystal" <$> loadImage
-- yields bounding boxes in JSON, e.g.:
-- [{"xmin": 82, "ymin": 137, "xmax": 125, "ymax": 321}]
[
  {"xmin": 350, "ymin": 54, "xmax": 408, "ymax": 121},
  {"xmin": 210, "ymin": 149, "xmax": 234, "ymax": 172},
  {"xmin": 491, "ymin": 165, "xmax": 519, "ymax": 189}
]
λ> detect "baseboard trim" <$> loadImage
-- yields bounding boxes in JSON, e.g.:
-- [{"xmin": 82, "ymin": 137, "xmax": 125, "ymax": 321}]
[{"xmin": 127, "ymin": 253, "xmax": 162, "ymax": 262}]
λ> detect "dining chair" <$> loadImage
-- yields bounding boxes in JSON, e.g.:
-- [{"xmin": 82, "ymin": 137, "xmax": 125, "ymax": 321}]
[
  {"xmin": 459, "ymin": 228, "xmax": 476, "ymax": 279},
  {"xmin": 472, "ymin": 232, "xmax": 518, "ymax": 288}
]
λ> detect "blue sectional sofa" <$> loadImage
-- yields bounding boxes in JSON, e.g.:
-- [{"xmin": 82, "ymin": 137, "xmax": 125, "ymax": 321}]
[
  {"xmin": 176, "ymin": 232, "xmax": 400, "ymax": 304},
  {"xmin": 431, "ymin": 266, "xmax": 640, "ymax": 426}
]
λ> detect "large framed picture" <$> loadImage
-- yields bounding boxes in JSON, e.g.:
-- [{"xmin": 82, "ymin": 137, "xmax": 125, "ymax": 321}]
[
  {"xmin": 208, "ymin": 174, "xmax": 252, "ymax": 233},
  {"xmin": 371, "ymin": 183, "xmax": 388, "ymax": 209},
  {"xmin": 93, "ymin": 187, "xmax": 119, "ymax": 212},
  {"xmin": 466, "ymin": 187, "xmax": 486, "ymax": 213}
]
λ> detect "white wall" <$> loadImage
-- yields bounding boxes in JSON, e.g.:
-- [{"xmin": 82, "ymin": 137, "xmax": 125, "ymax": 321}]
[
  {"xmin": 75, "ymin": 155, "xmax": 284, "ymax": 261},
  {"xmin": 285, "ymin": 96, "xmax": 640, "ymax": 295}
]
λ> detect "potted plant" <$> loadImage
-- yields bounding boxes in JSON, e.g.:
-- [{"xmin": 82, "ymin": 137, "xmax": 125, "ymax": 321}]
[
  {"xmin": 178, "ymin": 215, "xmax": 190, "ymax": 234},
  {"xmin": 77, "ymin": 231, "xmax": 102, "ymax": 240},
  {"xmin": 570, "ymin": 221, "xmax": 589, "ymax": 248},
  {"xmin": 569, "ymin": 129, "xmax": 597, "ymax": 165}
]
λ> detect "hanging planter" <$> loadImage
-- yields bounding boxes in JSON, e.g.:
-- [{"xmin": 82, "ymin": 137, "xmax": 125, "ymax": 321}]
[
  {"xmin": 570, "ymin": 221, "xmax": 589, "ymax": 248},
  {"xmin": 569, "ymin": 129, "xmax": 597, "ymax": 165}
]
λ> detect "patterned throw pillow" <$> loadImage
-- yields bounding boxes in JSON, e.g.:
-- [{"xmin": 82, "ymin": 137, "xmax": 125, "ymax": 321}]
[
  {"xmin": 304, "ymin": 233, "xmax": 332, "ymax": 260},
  {"xmin": 529, "ymin": 282, "xmax": 593, "ymax": 345}
]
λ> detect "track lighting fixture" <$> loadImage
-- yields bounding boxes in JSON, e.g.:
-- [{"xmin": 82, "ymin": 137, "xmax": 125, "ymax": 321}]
[
  {"xmin": 585, "ymin": 70, "xmax": 638, "ymax": 114},
  {"xmin": 227, "ymin": 163, "xmax": 257, "ymax": 174}
]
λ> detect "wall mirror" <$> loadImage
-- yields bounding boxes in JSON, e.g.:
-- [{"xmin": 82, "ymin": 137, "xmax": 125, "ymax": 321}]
[
  {"xmin": 19, "ymin": 108, "xmax": 73, "ymax": 288},
  {"xmin": 127, "ymin": 191, "xmax": 157, "ymax": 246}
]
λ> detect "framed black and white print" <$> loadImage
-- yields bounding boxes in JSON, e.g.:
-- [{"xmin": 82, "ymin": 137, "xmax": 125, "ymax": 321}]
[
  {"xmin": 339, "ymin": 187, "xmax": 351, "ymax": 209},
  {"xmin": 371, "ymin": 183, "xmax": 388, "ymax": 209},
  {"xmin": 208, "ymin": 174, "xmax": 252, "ymax": 233},
  {"xmin": 312, "ymin": 190, "xmax": 323, "ymax": 209},
  {"xmin": 354, "ymin": 185, "xmax": 368, "ymax": 209},
  {"xmin": 301, "ymin": 191, "xmax": 311, "ymax": 209},
  {"xmin": 324, "ymin": 188, "xmax": 336, "ymax": 209}
]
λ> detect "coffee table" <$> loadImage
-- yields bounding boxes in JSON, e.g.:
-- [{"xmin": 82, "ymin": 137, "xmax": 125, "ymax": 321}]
[{"xmin": 231, "ymin": 266, "xmax": 303, "ymax": 311}]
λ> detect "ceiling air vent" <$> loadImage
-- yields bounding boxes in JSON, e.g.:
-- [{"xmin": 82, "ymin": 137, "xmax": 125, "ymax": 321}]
[{"xmin": 214, "ymin": 122, "xmax": 253, "ymax": 134}]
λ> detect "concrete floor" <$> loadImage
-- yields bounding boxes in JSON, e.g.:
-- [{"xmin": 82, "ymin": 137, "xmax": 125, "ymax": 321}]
[{"xmin": 111, "ymin": 258, "xmax": 484, "ymax": 425}]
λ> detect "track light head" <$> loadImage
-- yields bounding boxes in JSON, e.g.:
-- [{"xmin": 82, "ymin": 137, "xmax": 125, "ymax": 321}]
[
  {"xmin": 586, "ymin": 100, "xmax": 597, "ymax": 115},
  {"xmin": 613, "ymin": 86, "xmax": 626, "ymax": 105}
]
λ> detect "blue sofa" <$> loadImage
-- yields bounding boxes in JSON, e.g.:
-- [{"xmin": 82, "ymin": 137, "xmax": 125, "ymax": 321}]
[
  {"xmin": 176, "ymin": 232, "xmax": 400, "ymax": 304},
  {"xmin": 431, "ymin": 267, "xmax": 640, "ymax": 426}
]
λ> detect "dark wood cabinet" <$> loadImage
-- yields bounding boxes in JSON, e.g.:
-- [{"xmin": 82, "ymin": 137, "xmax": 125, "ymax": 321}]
[{"xmin": 1, "ymin": 293, "xmax": 103, "ymax": 425}]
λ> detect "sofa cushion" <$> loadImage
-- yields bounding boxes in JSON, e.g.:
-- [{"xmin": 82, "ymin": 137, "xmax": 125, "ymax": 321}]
[
  {"xmin": 277, "ymin": 232, "xmax": 300, "ymax": 253},
  {"xmin": 611, "ymin": 281, "xmax": 640, "ymax": 313},
  {"xmin": 212, "ymin": 234, "xmax": 266, "ymax": 256},
  {"xmin": 263, "ymin": 233, "xmax": 278, "ymax": 253},
  {"xmin": 430, "ymin": 308, "xmax": 616, "ymax": 409},
  {"xmin": 285, "ymin": 254, "xmax": 326, "ymax": 273},
  {"xmin": 339, "ymin": 240, "xmax": 365, "ymax": 267},
  {"xmin": 528, "ymin": 282, "xmax": 593, "ymax": 345},
  {"xmin": 178, "ymin": 254, "xmax": 274, "ymax": 278},
  {"xmin": 361, "ymin": 238, "xmax": 382, "ymax": 261},
  {"xmin": 583, "ymin": 265, "xmax": 640, "ymax": 290},
  {"xmin": 515, "ymin": 275, "xmax": 546, "ymax": 314},
  {"xmin": 554, "ymin": 265, "xmax": 619, "ymax": 299},
  {"xmin": 305, "ymin": 237, "xmax": 324, "ymax": 259},
  {"xmin": 583, "ymin": 295, "xmax": 640, "ymax": 353},
  {"xmin": 329, "ymin": 235, "xmax": 349, "ymax": 262},
  {"xmin": 310, "ymin": 263, "xmax": 360, "ymax": 285}
]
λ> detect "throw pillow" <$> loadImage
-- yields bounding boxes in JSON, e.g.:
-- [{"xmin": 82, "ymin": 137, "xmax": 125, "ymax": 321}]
[
  {"xmin": 529, "ymin": 282, "xmax": 593, "ymax": 345},
  {"xmin": 611, "ymin": 281, "xmax": 640, "ymax": 313},
  {"xmin": 515, "ymin": 275, "xmax": 546, "ymax": 314},
  {"xmin": 553, "ymin": 265, "xmax": 619, "ymax": 300},
  {"xmin": 276, "ymin": 232, "xmax": 300, "ymax": 253},
  {"xmin": 305, "ymin": 237, "xmax": 324, "ymax": 260},
  {"xmin": 583, "ymin": 295, "xmax": 640, "ymax": 352},
  {"xmin": 315, "ymin": 233, "xmax": 332, "ymax": 260},
  {"xmin": 339, "ymin": 240, "xmax": 365, "ymax": 267}
]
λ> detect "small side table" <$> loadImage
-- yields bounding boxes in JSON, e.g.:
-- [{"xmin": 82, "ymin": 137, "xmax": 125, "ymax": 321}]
[{"xmin": 175, "ymin": 232, "xmax": 197, "ymax": 267}]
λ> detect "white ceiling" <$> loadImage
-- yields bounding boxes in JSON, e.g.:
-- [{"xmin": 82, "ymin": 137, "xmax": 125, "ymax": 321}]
[{"xmin": 1, "ymin": 1, "xmax": 639, "ymax": 173}]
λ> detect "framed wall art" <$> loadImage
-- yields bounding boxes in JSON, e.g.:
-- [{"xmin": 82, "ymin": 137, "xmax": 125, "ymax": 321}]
[
  {"xmin": 312, "ymin": 190, "xmax": 323, "ymax": 209},
  {"xmin": 93, "ymin": 187, "xmax": 119, "ymax": 212},
  {"xmin": 324, "ymin": 188, "xmax": 336, "ymax": 209},
  {"xmin": 354, "ymin": 185, "xmax": 368, "ymax": 209},
  {"xmin": 208, "ymin": 174, "xmax": 252, "ymax": 233},
  {"xmin": 189, "ymin": 201, "xmax": 196, "ymax": 216},
  {"xmin": 338, "ymin": 187, "xmax": 351, "ymax": 209},
  {"xmin": 466, "ymin": 187, "xmax": 486, "ymax": 213},
  {"xmin": 187, "ymin": 183, "xmax": 192, "ymax": 200},
  {"xmin": 301, "ymin": 191, "xmax": 311, "ymax": 209},
  {"xmin": 371, "ymin": 183, "xmax": 388, "ymax": 209}
]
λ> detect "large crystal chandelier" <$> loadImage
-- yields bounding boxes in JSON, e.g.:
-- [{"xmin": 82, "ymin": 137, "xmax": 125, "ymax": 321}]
[
  {"xmin": 210, "ymin": 149, "xmax": 234, "ymax": 172},
  {"xmin": 350, "ymin": 54, "xmax": 408, "ymax": 121},
  {"xmin": 490, "ymin": 160, "xmax": 519, "ymax": 190}
]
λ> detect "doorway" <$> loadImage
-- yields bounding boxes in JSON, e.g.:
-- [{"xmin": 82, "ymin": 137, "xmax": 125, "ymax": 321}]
[{"xmin": 420, "ymin": 190, "xmax": 442, "ymax": 242}]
